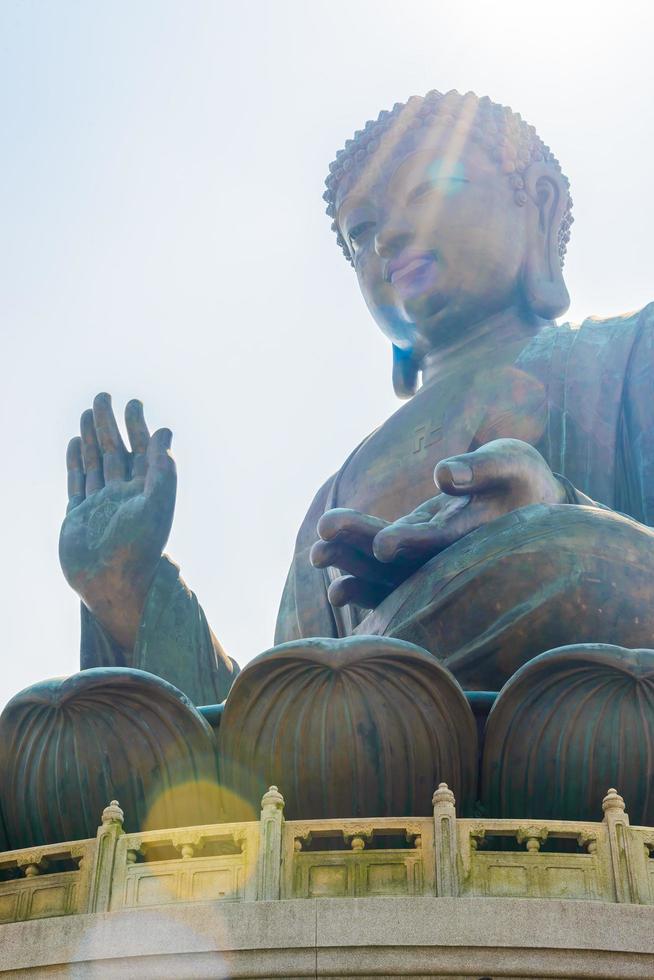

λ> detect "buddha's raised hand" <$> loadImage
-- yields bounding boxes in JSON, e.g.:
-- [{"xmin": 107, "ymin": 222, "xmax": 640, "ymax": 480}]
[
  {"xmin": 312, "ymin": 439, "xmax": 566, "ymax": 610},
  {"xmin": 59, "ymin": 393, "xmax": 177, "ymax": 650}
]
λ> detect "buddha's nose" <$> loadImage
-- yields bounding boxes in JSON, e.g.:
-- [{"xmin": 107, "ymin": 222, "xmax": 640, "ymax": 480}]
[{"xmin": 374, "ymin": 222, "xmax": 412, "ymax": 258}]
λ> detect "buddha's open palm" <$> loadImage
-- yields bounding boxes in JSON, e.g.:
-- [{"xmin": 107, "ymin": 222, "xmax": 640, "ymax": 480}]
[
  {"xmin": 311, "ymin": 439, "xmax": 566, "ymax": 610},
  {"xmin": 59, "ymin": 393, "xmax": 176, "ymax": 650}
]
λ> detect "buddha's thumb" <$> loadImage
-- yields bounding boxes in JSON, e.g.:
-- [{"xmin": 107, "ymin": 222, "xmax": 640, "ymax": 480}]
[
  {"xmin": 435, "ymin": 439, "xmax": 532, "ymax": 495},
  {"xmin": 434, "ymin": 457, "xmax": 475, "ymax": 494}
]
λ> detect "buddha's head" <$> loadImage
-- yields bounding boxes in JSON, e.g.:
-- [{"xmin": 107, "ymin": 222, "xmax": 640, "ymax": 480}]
[{"xmin": 324, "ymin": 91, "xmax": 573, "ymax": 396}]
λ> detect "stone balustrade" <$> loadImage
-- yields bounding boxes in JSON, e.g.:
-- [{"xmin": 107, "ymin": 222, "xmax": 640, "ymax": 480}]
[
  {"xmin": 1, "ymin": 785, "xmax": 653, "ymax": 925},
  {"xmin": 0, "ymin": 835, "xmax": 95, "ymax": 922}
]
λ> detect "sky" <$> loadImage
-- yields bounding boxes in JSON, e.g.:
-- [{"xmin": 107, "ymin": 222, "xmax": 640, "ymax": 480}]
[{"xmin": 1, "ymin": 0, "xmax": 653, "ymax": 710}]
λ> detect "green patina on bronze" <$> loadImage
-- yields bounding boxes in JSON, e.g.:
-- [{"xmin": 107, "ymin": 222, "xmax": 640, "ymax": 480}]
[
  {"xmin": 0, "ymin": 668, "xmax": 221, "ymax": 849},
  {"xmin": 3, "ymin": 89, "xmax": 654, "ymax": 845},
  {"xmin": 219, "ymin": 636, "xmax": 477, "ymax": 821},
  {"xmin": 482, "ymin": 645, "xmax": 654, "ymax": 825}
]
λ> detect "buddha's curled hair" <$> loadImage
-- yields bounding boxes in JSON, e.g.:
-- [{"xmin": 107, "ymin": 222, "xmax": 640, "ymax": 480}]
[{"xmin": 323, "ymin": 89, "xmax": 573, "ymax": 266}]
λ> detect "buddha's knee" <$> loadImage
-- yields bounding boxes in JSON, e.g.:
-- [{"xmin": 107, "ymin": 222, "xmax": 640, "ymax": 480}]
[
  {"xmin": 481, "ymin": 644, "xmax": 654, "ymax": 822},
  {"xmin": 218, "ymin": 635, "xmax": 479, "ymax": 820},
  {"xmin": 0, "ymin": 668, "xmax": 220, "ymax": 849}
]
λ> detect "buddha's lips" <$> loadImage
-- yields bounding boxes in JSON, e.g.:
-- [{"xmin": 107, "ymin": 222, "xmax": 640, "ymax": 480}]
[{"xmin": 386, "ymin": 252, "xmax": 438, "ymax": 297}]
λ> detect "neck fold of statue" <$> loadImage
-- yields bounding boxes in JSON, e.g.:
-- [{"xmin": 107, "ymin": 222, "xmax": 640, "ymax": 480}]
[{"xmin": 418, "ymin": 306, "xmax": 550, "ymax": 389}]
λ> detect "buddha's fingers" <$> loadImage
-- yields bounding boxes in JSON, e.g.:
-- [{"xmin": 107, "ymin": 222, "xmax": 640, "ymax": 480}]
[
  {"xmin": 66, "ymin": 437, "xmax": 85, "ymax": 512},
  {"xmin": 144, "ymin": 428, "xmax": 177, "ymax": 512},
  {"xmin": 317, "ymin": 508, "xmax": 388, "ymax": 557},
  {"xmin": 373, "ymin": 524, "xmax": 438, "ymax": 563},
  {"xmin": 327, "ymin": 574, "xmax": 390, "ymax": 610},
  {"xmin": 435, "ymin": 438, "xmax": 543, "ymax": 497},
  {"xmin": 80, "ymin": 409, "xmax": 104, "ymax": 496},
  {"xmin": 125, "ymin": 399, "xmax": 150, "ymax": 479},
  {"xmin": 93, "ymin": 393, "xmax": 129, "ymax": 484},
  {"xmin": 310, "ymin": 538, "xmax": 401, "ymax": 587},
  {"xmin": 373, "ymin": 495, "xmax": 471, "ymax": 563}
]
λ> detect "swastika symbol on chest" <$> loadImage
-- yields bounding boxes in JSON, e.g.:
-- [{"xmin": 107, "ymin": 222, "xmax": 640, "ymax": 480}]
[{"xmin": 413, "ymin": 420, "xmax": 443, "ymax": 454}]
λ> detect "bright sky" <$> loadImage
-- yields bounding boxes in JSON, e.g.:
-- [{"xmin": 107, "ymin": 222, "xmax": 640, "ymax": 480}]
[{"xmin": 1, "ymin": 0, "xmax": 652, "ymax": 710}]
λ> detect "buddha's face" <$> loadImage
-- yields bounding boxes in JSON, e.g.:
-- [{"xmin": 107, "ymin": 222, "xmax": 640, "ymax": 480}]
[{"xmin": 335, "ymin": 133, "xmax": 529, "ymax": 355}]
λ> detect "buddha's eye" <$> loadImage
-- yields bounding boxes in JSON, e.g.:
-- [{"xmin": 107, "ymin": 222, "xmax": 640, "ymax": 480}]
[
  {"xmin": 407, "ymin": 178, "xmax": 469, "ymax": 204},
  {"xmin": 407, "ymin": 181, "xmax": 437, "ymax": 204},
  {"xmin": 347, "ymin": 221, "xmax": 375, "ymax": 247}
]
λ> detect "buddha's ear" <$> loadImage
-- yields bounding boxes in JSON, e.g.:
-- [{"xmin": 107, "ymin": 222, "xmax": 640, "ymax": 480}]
[
  {"xmin": 392, "ymin": 345, "xmax": 419, "ymax": 398},
  {"xmin": 521, "ymin": 163, "xmax": 570, "ymax": 319}
]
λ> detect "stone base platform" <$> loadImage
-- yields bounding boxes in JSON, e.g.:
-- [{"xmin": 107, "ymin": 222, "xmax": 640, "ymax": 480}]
[
  {"xmin": 1, "ymin": 896, "xmax": 654, "ymax": 978},
  {"xmin": 3, "ymin": 787, "xmax": 654, "ymax": 977}
]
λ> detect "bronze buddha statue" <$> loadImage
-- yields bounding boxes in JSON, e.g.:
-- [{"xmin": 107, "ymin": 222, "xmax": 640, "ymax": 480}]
[{"xmin": 3, "ymin": 90, "xmax": 654, "ymax": 846}]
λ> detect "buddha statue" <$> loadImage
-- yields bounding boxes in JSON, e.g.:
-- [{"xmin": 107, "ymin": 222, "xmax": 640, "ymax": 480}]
[{"xmin": 3, "ymin": 90, "xmax": 654, "ymax": 846}]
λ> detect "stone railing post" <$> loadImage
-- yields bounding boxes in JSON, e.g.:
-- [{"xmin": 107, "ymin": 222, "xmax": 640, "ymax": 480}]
[
  {"xmin": 433, "ymin": 782, "xmax": 458, "ymax": 897},
  {"xmin": 602, "ymin": 788, "xmax": 639, "ymax": 903},
  {"xmin": 87, "ymin": 800, "xmax": 124, "ymax": 913},
  {"xmin": 257, "ymin": 785, "xmax": 284, "ymax": 901}
]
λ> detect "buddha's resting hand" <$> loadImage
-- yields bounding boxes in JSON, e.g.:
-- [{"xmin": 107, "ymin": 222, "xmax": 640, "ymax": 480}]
[
  {"xmin": 311, "ymin": 439, "xmax": 566, "ymax": 609},
  {"xmin": 59, "ymin": 393, "xmax": 177, "ymax": 650}
]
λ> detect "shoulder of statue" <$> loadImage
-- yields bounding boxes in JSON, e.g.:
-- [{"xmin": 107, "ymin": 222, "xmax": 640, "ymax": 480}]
[
  {"xmin": 561, "ymin": 302, "xmax": 654, "ymax": 342},
  {"xmin": 537, "ymin": 304, "xmax": 654, "ymax": 377},
  {"xmin": 516, "ymin": 306, "xmax": 654, "ymax": 409}
]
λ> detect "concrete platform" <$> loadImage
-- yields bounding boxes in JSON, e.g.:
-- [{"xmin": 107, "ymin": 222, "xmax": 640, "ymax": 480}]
[{"xmin": 1, "ymin": 896, "xmax": 654, "ymax": 978}]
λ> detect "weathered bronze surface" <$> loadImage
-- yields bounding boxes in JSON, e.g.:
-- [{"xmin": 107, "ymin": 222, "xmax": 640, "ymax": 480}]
[
  {"xmin": 59, "ymin": 393, "xmax": 236, "ymax": 707},
  {"xmin": 482, "ymin": 645, "xmax": 654, "ymax": 824},
  {"xmin": 357, "ymin": 505, "xmax": 654, "ymax": 690},
  {"xmin": 0, "ymin": 669, "xmax": 220, "ymax": 848},
  {"xmin": 2, "ymin": 88, "xmax": 653, "ymax": 842},
  {"xmin": 219, "ymin": 636, "xmax": 477, "ymax": 820}
]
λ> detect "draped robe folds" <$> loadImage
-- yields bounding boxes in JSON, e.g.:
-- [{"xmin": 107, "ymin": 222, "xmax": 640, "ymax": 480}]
[
  {"xmin": 80, "ymin": 556, "xmax": 238, "ymax": 706},
  {"xmin": 80, "ymin": 305, "xmax": 654, "ymax": 704}
]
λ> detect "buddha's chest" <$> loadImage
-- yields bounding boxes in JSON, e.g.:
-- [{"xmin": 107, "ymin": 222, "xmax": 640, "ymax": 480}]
[{"xmin": 333, "ymin": 366, "xmax": 548, "ymax": 521}]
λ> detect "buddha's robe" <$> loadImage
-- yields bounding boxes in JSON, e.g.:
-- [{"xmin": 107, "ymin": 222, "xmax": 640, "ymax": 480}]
[
  {"xmin": 274, "ymin": 304, "xmax": 654, "ymax": 688},
  {"xmin": 81, "ymin": 305, "xmax": 654, "ymax": 703},
  {"xmin": 79, "ymin": 558, "xmax": 237, "ymax": 706}
]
